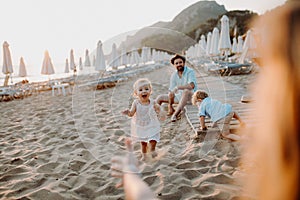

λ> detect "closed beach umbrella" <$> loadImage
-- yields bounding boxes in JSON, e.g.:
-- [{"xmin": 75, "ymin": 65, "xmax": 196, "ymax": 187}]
[
  {"xmin": 199, "ymin": 35, "xmax": 206, "ymax": 56},
  {"xmin": 206, "ymin": 32, "xmax": 212, "ymax": 56},
  {"xmin": 130, "ymin": 48, "xmax": 140, "ymax": 65},
  {"xmin": 79, "ymin": 57, "xmax": 83, "ymax": 70},
  {"xmin": 152, "ymin": 49, "xmax": 158, "ymax": 62},
  {"xmin": 65, "ymin": 58, "xmax": 69, "ymax": 73},
  {"xmin": 218, "ymin": 15, "xmax": 231, "ymax": 56},
  {"xmin": 200, "ymin": 35, "xmax": 206, "ymax": 49},
  {"xmin": 237, "ymin": 36, "xmax": 244, "ymax": 53},
  {"xmin": 109, "ymin": 43, "xmax": 119, "ymax": 69},
  {"xmin": 210, "ymin": 27, "xmax": 220, "ymax": 56},
  {"xmin": 120, "ymin": 46, "xmax": 128, "ymax": 66},
  {"xmin": 231, "ymin": 37, "xmax": 237, "ymax": 54},
  {"xmin": 243, "ymin": 30, "xmax": 256, "ymax": 50},
  {"xmin": 19, "ymin": 57, "xmax": 27, "ymax": 77},
  {"xmin": 84, "ymin": 49, "xmax": 91, "ymax": 67},
  {"xmin": 141, "ymin": 47, "xmax": 151, "ymax": 63},
  {"xmin": 92, "ymin": 55, "xmax": 96, "ymax": 66},
  {"xmin": 41, "ymin": 50, "xmax": 55, "ymax": 75},
  {"xmin": 70, "ymin": 49, "xmax": 76, "ymax": 71},
  {"xmin": 243, "ymin": 29, "xmax": 258, "ymax": 58},
  {"xmin": 141, "ymin": 47, "xmax": 148, "ymax": 63},
  {"xmin": 2, "ymin": 41, "xmax": 14, "ymax": 86},
  {"xmin": 95, "ymin": 40, "xmax": 106, "ymax": 71},
  {"xmin": 148, "ymin": 48, "xmax": 152, "ymax": 62}
]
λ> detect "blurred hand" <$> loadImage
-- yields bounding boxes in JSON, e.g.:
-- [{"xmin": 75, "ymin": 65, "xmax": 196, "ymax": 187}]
[
  {"xmin": 121, "ymin": 109, "xmax": 130, "ymax": 116},
  {"xmin": 111, "ymin": 139, "xmax": 139, "ymax": 188},
  {"xmin": 111, "ymin": 139, "xmax": 158, "ymax": 200},
  {"xmin": 153, "ymin": 104, "xmax": 160, "ymax": 114},
  {"xmin": 154, "ymin": 104, "xmax": 166, "ymax": 121}
]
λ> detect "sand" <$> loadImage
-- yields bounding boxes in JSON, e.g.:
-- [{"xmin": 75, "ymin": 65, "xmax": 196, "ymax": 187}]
[{"xmin": 0, "ymin": 64, "xmax": 256, "ymax": 200}]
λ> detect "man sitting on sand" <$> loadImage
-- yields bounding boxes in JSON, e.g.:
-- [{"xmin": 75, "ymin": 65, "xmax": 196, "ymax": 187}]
[{"xmin": 156, "ymin": 54, "xmax": 198, "ymax": 122}]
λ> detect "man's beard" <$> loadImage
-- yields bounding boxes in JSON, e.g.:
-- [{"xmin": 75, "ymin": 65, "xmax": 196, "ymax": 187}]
[{"xmin": 177, "ymin": 66, "xmax": 184, "ymax": 72}]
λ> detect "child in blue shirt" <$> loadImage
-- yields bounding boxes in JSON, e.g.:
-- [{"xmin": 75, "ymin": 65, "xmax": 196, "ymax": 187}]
[{"xmin": 192, "ymin": 90, "xmax": 245, "ymax": 141}]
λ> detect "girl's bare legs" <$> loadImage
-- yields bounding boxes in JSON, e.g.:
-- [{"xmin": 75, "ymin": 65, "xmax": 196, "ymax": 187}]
[
  {"xmin": 149, "ymin": 140, "xmax": 157, "ymax": 158},
  {"xmin": 141, "ymin": 142, "xmax": 147, "ymax": 160}
]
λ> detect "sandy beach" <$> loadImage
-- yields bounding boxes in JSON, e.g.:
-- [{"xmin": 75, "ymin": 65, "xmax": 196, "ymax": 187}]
[{"xmin": 0, "ymin": 63, "xmax": 256, "ymax": 200}]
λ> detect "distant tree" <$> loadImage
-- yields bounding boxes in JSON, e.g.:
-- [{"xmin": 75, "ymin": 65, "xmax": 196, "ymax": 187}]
[
  {"xmin": 225, "ymin": 10, "xmax": 258, "ymax": 36},
  {"xmin": 194, "ymin": 18, "xmax": 219, "ymax": 40}
]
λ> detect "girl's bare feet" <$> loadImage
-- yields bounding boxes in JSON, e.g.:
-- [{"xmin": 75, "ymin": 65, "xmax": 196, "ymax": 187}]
[{"xmin": 151, "ymin": 151, "xmax": 157, "ymax": 158}]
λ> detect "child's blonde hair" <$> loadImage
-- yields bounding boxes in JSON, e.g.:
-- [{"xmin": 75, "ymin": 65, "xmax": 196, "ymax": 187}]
[
  {"xmin": 192, "ymin": 90, "xmax": 209, "ymax": 105},
  {"xmin": 133, "ymin": 78, "xmax": 152, "ymax": 96}
]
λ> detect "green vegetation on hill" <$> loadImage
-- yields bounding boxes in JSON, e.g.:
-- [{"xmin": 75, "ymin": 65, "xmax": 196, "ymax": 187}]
[{"xmin": 189, "ymin": 10, "xmax": 258, "ymax": 41}]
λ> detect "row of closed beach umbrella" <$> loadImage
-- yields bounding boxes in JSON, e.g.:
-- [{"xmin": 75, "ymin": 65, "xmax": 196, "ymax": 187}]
[
  {"xmin": 185, "ymin": 15, "xmax": 257, "ymax": 59},
  {"xmin": 2, "ymin": 41, "xmax": 58, "ymax": 86},
  {"xmin": 1, "ymin": 41, "xmax": 102, "ymax": 86},
  {"xmin": 2, "ymin": 39, "xmax": 172, "ymax": 86}
]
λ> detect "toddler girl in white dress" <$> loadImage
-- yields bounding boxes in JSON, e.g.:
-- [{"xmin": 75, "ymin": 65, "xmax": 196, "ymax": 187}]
[{"xmin": 122, "ymin": 78, "xmax": 165, "ymax": 160}]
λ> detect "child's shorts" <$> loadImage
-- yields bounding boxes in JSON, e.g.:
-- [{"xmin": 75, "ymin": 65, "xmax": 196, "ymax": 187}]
[{"xmin": 212, "ymin": 112, "xmax": 234, "ymax": 134}]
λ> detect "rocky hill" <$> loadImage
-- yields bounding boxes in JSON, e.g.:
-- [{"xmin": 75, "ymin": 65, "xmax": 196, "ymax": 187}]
[{"xmin": 119, "ymin": 0, "xmax": 257, "ymax": 54}]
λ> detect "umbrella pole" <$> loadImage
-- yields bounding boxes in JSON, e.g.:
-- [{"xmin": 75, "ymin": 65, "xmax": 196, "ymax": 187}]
[
  {"xmin": 10, "ymin": 73, "xmax": 13, "ymax": 85},
  {"xmin": 73, "ymin": 66, "xmax": 77, "ymax": 77},
  {"xmin": 99, "ymin": 70, "xmax": 105, "ymax": 79},
  {"xmin": 3, "ymin": 74, "xmax": 10, "ymax": 86}
]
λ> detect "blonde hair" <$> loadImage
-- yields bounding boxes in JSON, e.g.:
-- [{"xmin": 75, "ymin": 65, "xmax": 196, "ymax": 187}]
[
  {"xmin": 242, "ymin": 3, "xmax": 300, "ymax": 200},
  {"xmin": 132, "ymin": 78, "xmax": 152, "ymax": 96},
  {"xmin": 192, "ymin": 90, "xmax": 208, "ymax": 105}
]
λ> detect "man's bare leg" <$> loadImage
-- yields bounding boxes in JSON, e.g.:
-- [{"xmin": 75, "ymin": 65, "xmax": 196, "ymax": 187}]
[
  {"xmin": 156, "ymin": 94, "xmax": 175, "ymax": 116},
  {"xmin": 156, "ymin": 94, "xmax": 168, "ymax": 105},
  {"xmin": 171, "ymin": 90, "xmax": 192, "ymax": 121},
  {"xmin": 168, "ymin": 92, "xmax": 175, "ymax": 115}
]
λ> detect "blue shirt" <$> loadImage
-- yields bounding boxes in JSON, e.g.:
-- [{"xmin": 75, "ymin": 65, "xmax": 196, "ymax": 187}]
[
  {"xmin": 169, "ymin": 66, "xmax": 198, "ymax": 100},
  {"xmin": 198, "ymin": 97, "xmax": 232, "ymax": 122}
]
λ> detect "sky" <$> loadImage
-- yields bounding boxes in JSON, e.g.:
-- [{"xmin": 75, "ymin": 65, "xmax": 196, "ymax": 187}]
[{"xmin": 0, "ymin": 0, "xmax": 286, "ymax": 76}]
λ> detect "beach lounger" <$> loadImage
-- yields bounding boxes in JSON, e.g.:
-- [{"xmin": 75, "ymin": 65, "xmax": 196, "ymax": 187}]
[
  {"xmin": 206, "ymin": 46, "xmax": 253, "ymax": 76},
  {"xmin": 0, "ymin": 87, "xmax": 16, "ymax": 101},
  {"xmin": 50, "ymin": 81, "xmax": 71, "ymax": 96},
  {"xmin": 223, "ymin": 63, "xmax": 253, "ymax": 76}
]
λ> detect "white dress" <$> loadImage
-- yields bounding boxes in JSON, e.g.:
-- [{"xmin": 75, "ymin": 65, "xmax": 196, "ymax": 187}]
[{"xmin": 131, "ymin": 99, "xmax": 160, "ymax": 142}]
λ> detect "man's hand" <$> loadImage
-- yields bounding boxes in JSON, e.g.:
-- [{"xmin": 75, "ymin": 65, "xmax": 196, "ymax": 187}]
[{"xmin": 172, "ymin": 86, "xmax": 178, "ymax": 94}]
